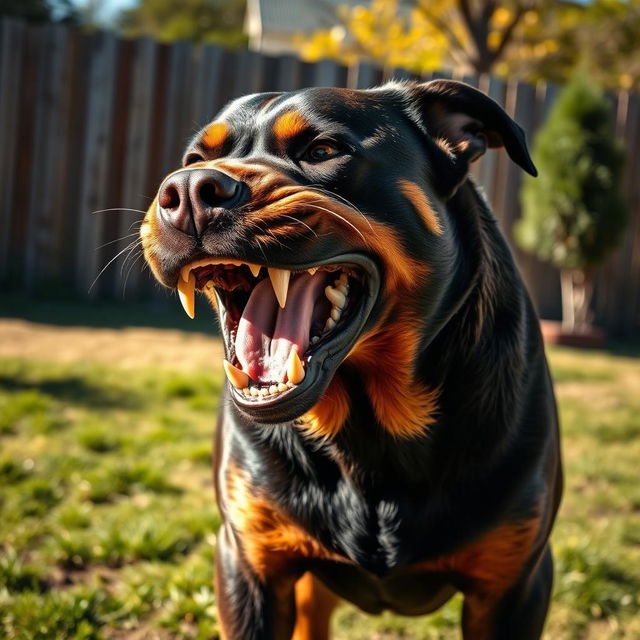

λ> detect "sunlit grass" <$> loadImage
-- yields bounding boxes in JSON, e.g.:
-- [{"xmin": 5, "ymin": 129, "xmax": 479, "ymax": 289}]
[{"xmin": 0, "ymin": 337, "xmax": 638, "ymax": 639}]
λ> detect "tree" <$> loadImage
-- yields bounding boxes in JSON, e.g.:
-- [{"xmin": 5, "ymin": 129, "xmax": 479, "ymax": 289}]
[
  {"xmin": 300, "ymin": 0, "xmax": 560, "ymax": 76},
  {"xmin": 119, "ymin": 0, "xmax": 247, "ymax": 47},
  {"xmin": 506, "ymin": 0, "xmax": 640, "ymax": 91},
  {"xmin": 301, "ymin": 0, "xmax": 640, "ymax": 91},
  {"xmin": 515, "ymin": 73, "xmax": 627, "ymax": 331}
]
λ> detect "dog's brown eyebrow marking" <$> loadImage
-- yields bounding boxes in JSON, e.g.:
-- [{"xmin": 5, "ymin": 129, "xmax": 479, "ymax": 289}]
[
  {"xmin": 398, "ymin": 179, "xmax": 443, "ymax": 236},
  {"xmin": 273, "ymin": 111, "xmax": 310, "ymax": 140},
  {"xmin": 202, "ymin": 122, "xmax": 230, "ymax": 149}
]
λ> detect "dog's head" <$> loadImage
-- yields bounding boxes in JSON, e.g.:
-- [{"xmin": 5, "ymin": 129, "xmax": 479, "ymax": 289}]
[{"xmin": 141, "ymin": 80, "xmax": 535, "ymax": 432}]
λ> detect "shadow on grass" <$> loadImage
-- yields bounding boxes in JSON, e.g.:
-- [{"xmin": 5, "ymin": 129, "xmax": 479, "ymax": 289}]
[
  {"xmin": 0, "ymin": 373, "xmax": 141, "ymax": 410},
  {"xmin": 0, "ymin": 292, "xmax": 218, "ymax": 334}
]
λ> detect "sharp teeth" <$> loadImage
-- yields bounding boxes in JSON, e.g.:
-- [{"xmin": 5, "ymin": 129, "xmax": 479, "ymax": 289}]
[
  {"xmin": 248, "ymin": 263, "xmax": 261, "ymax": 277},
  {"xmin": 325, "ymin": 286, "xmax": 346, "ymax": 309},
  {"xmin": 278, "ymin": 382, "xmax": 288, "ymax": 392},
  {"xmin": 308, "ymin": 267, "xmax": 318, "ymax": 276},
  {"xmin": 286, "ymin": 348, "xmax": 305, "ymax": 384},
  {"xmin": 223, "ymin": 360, "xmax": 250, "ymax": 389},
  {"xmin": 268, "ymin": 268, "xmax": 291, "ymax": 308},
  {"xmin": 324, "ymin": 318, "xmax": 336, "ymax": 332},
  {"xmin": 177, "ymin": 272, "xmax": 196, "ymax": 319},
  {"xmin": 180, "ymin": 265, "xmax": 191, "ymax": 283}
]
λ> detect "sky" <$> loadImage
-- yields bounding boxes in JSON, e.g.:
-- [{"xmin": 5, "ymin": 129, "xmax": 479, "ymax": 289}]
[{"xmin": 69, "ymin": 0, "xmax": 138, "ymax": 24}]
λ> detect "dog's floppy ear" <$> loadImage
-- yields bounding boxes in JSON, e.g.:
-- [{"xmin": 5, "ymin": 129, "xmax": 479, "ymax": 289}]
[{"xmin": 408, "ymin": 79, "xmax": 537, "ymax": 196}]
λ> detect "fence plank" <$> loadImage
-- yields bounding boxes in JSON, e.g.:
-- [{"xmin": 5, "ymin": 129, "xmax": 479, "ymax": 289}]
[
  {"xmin": 160, "ymin": 41, "xmax": 195, "ymax": 176},
  {"xmin": 192, "ymin": 44, "xmax": 223, "ymax": 128},
  {"xmin": 24, "ymin": 25, "xmax": 71, "ymax": 291},
  {"xmin": 312, "ymin": 58, "xmax": 339, "ymax": 87},
  {"xmin": 347, "ymin": 61, "xmax": 380, "ymax": 89},
  {"xmin": 75, "ymin": 30, "xmax": 118, "ymax": 297},
  {"xmin": 114, "ymin": 37, "xmax": 158, "ymax": 298},
  {"xmin": 0, "ymin": 19, "xmax": 25, "ymax": 281}
]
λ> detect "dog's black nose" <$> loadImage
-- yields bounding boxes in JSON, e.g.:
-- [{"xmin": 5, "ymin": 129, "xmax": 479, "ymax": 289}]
[{"xmin": 157, "ymin": 168, "xmax": 244, "ymax": 236}]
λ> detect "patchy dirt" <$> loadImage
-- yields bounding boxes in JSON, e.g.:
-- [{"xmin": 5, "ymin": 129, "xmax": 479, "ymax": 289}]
[{"xmin": 0, "ymin": 319, "xmax": 223, "ymax": 371}]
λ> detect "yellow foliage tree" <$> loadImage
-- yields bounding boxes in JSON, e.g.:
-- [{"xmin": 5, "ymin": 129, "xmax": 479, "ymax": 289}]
[
  {"xmin": 300, "ymin": 0, "xmax": 640, "ymax": 91},
  {"xmin": 299, "ymin": 0, "xmax": 555, "ymax": 75}
]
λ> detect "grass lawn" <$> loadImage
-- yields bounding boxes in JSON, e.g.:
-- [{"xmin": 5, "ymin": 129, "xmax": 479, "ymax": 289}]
[{"xmin": 1, "ymin": 310, "xmax": 639, "ymax": 639}]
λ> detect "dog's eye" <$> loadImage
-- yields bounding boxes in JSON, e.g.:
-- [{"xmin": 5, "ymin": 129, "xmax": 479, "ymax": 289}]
[{"xmin": 305, "ymin": 142, "xmax": 341, "ymax": 163}]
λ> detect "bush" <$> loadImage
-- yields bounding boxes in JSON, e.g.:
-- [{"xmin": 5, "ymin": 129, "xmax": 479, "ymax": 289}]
[{"xmin": 516, "ymin": 72, "xmax": 627, "ymax": 329}]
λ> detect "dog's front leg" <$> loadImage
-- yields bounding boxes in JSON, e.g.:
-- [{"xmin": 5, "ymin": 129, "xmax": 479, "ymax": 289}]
[
  {"xmin": 461, "ymin": 545, "xmax": 554, "ymax": 640},
  {"xmin": 215, "ymin": 524, "xmax": 297, "ymax": 640}
]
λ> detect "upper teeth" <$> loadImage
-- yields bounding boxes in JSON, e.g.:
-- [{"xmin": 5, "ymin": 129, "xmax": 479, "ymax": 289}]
[
  {"xmin": 268, "ymin": 268, "xmax": 291, "ymax": 308},
  {"xmin": 176, "ymin": 258, "xmax": 332, "ymax": 319}
]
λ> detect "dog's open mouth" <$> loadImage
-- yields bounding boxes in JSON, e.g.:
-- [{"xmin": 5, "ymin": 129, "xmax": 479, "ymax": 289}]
[{"xmin": 175, "ymin": 254, "xmax": 379, "ymax": 419}]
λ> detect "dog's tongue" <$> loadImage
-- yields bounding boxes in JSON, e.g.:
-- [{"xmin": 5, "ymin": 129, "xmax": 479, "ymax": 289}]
[{"xmin": 235, "ymin": 273, "xmax": 326, "ymax": 383}]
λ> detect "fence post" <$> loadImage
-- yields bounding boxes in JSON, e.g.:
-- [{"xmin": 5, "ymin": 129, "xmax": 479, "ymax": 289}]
[
  {"xmin": 114, "ymin": 37, "xmax": 158, "ymax": 298},
  {"xmin": 23, "ymin": 25, "xmax": 70, "ymax": 291},
  {"xmin": 75, "ymin": 30, "xmax": 118, "ymax": 298},
  {"xmin": 347, "ymin": 61, "xmax": 380, "ymax": 90},
  {"xmin": 0, "ymin": 19, "xmax": 25, "ymax": 282}
]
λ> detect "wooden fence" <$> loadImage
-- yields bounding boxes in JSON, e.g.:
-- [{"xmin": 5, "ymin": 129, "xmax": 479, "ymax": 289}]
[{"xmin": 0, "ymin": 19, "xmax": 638, "ymax": 335}]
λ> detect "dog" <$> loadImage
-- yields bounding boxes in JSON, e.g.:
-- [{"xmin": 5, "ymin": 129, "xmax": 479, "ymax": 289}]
[{"xmin": 141, "ymin": 80, "xmax": 562, "ymax": 640}]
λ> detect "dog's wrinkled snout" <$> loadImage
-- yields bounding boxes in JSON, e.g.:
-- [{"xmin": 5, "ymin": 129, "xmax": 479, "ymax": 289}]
[{"xmin": 157, "ymin": 168, "xmax": 244, "ymax": 236}]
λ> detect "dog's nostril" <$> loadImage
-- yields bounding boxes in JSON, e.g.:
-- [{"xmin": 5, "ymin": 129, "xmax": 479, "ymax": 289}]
[
  {"xmin": 199, "ymin": 181, "xmax": 238, "ymax": 208},
  {"xmin": 199, "ymin": 182, "xmax": 219, "ymax": 208},
  {"xmin": 159, "ymin": 185, "xmax": 180, "ymax": 210}
]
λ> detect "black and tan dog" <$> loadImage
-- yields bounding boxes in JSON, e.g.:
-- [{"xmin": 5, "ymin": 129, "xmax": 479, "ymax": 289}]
[{"xmin": 141, "ymin": 80, "xmax": 562, "ymax": 639}]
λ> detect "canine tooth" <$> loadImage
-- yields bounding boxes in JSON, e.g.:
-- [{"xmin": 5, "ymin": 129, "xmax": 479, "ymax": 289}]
[
  {"xmin": 325, "ymin": 286, "xmax": 346, "ymax": 309},
  {"xmin": 250, "ymin": 387, "xmax": 260, "ymax": 397},
  {"xmin": 268, "ymin": 268, "xmax": 291, "ymax": 308},
  {"xmin": 269, "ymin": 385, "xmax": 278, "ymax": 394},
  {"xmin": 277, "ymin": 382, "xmax": 288, "ymax": 392},
  {"xmin": 308, "ymin": 267, "xmax": 318, "ymax": 276},
  {"xmin": 286, "ymin": 348, "xmax": 305, "ymax": 384},
  {"xmin": 177, "ymin": 272, "xmax": 196, "ymax": 319},
  {"xmin": 248, "ymin": 263, "xmax": 261, "ymax": 277},
  {"xmin": 331, "ymin": 308, "xmax": 341, "ymax": 322},
  {"xmin": 223, "ymin": 360, "xmax": 250, "ymax": 389},
  {"xmin": 180, "ymin": 265, "xmax": 192, "ymax": 284},
  {"xmin": 324, "ymin": 318, "xmax": 336, "ymax": 332}
]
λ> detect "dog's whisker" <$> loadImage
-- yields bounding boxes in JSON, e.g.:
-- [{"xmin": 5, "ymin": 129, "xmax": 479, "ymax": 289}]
[
  {"xmin": 306, "ymin": 185, "xmax": 377, "ymax": 237},
  {"xmin": 91, "ymin": 207, "xmax": 147, "ymax": 216},
  {"xmin": 95, "ymin": 233, "xmax": 140, "ymax": 251},
  {"xmin": 277, "ymin": 214, "xmax": 318, "ymax": 238},
  {"xmin": 122, "ymin": 250, "xmax": 145, "ymax": 296},
  {"xmin": 88, "ymin": 240, "xmax": 140, "ymax": 294},
  {"xmin": 119, "ymin": 240, "xmax": 142, "ymax": 279},
  {"xmin": 303, "ymin": 203, "xmax": 368, "ymax": 245}
]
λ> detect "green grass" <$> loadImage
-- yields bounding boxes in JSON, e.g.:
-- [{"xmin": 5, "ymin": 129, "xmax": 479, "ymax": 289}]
[{"xmin": 1, "ymin": 327, "xmax": 639, "ymax": 638}]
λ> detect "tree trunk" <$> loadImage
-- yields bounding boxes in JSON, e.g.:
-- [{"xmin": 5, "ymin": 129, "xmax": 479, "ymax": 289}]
[
  {"xmin": 560, "ymin": 269, "xmax": 594, "ymax": 332},
  {"xmin": 560, "ymin": 269, "xmax": 575, "ymax": 331}
]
